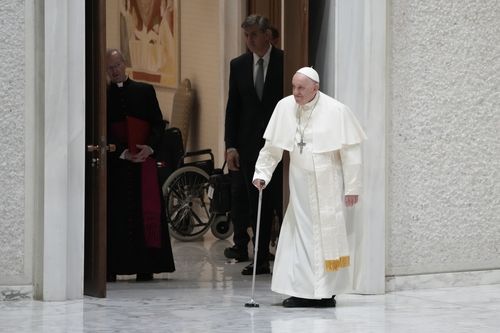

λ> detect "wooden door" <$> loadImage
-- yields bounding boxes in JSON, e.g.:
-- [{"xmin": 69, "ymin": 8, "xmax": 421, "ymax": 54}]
[
  {"xmin": 246, "ymin": 0, "xmax": 309, "ymax": 209},
  {"xmin": 84, "ymin": 0, "xmax": 107, "ymax": 298},
  {"xmin": 247, "ymin": 0, "xmax": 281, "ymax": 33},
  {"xmin": 246, "ymin": 0, "xmax": 309, "ymax": 100},
  {"xmin": 283, "ymin": 0, "xmax": 309, "ymax": 207},
  {"xmin": 283, "ymin": 0, "xmax": 309, "ymax": 93}
]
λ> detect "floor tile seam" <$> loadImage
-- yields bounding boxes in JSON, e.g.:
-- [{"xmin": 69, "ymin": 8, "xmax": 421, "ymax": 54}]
[{"xmin": 388, "ymin": 292, "xmax": 496, "ymax": 311}]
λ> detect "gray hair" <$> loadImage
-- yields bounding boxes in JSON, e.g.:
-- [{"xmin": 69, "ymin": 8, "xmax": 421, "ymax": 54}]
[{"xmin": 241, "ymin": 15, "xmax": 270, "ymax": 33}]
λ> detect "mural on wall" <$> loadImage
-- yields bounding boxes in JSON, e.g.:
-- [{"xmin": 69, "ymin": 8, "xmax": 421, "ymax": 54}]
[{"xmin": 120, "ymin": 0, "xmax": 178, "ymax": 87}]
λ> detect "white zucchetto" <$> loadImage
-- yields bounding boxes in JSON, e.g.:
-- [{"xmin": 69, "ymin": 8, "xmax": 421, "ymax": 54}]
[{"xmin": 296, "ymin": 67, "xmax": 320, "ymax": 83}]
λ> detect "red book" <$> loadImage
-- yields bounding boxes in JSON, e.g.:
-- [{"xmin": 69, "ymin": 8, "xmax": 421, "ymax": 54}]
[{"xmin": 126, "ymin": 116, "xmax": 150, "ymax": 154}]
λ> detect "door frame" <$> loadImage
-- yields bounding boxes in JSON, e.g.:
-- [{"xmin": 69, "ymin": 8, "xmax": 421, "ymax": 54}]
[
  {"xmin": 31, "ymin": 0, "xmax": 87, "ymax": 301},
  {"xmin": 84, "ymin": 0, "xmax": 108, "ymax": 298}
]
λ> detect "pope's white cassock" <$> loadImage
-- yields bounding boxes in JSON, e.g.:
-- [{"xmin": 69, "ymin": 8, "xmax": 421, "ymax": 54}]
[{"xmin": 253, "ymin": 90, "xmax": 367, "ymax": 299}]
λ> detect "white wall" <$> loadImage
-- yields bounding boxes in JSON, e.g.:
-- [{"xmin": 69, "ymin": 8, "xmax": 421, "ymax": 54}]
[
  {"xmin": 387, "ymin": 0, "xmax": 500, "ymax": 285},
  {"xmin": 0, "ymin": 0, "xmax": 33, "ymax": 300},
  {"xmin": 1, "ymin": 0, "xmax": 87, "ymax": 301},
  {"xmin": 335, "ymin": 0, "xmax": 387, "ymax": 294},
  {"xmin": 1, "ymin": 0, "xmax": 86, "ymax": 301},
  {"xmin": 36, "ymin": 0, "xmax": 86, "ymax": 301},
  {"xmin": 321, "ymin": 0, "xmax": 500, "ymax": 292}
]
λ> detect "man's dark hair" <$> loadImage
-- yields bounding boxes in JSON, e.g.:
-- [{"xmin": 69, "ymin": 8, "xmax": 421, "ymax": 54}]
[
  {"xmin": 269, "ymin": 26, "xmax": 279, "ymax": 39},
  {"xmin": 241, "ymin": 14, "xmax": 270, "ymax": 33}
]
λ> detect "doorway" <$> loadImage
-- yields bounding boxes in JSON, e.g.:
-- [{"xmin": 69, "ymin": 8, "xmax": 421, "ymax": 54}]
[{"xmin": 82, "ymin": 0, "xmax": 313, "ymax": 298}]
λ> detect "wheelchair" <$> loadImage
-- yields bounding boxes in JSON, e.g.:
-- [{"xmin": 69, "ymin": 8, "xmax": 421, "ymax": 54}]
[{"xmin": 158, "ymin": 127, "xmax": 233, "ymax": 242}]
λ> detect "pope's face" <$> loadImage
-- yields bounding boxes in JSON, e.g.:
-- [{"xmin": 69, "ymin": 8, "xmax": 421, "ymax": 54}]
[
  {"xmin": 292, "ymin": 73, "xmax": 318, "ymax": 105},
  {"xmin": 107, "ymin": 52, "xmax": 127, "ymax": 84},
  {"xmin": 244, "ymin": 25, "xmax": 270, "ymax": 57}
]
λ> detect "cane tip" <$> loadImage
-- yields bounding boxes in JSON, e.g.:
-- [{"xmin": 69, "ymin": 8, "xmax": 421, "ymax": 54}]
[{"xmin": 244, "ymin": 303, "xmax": 260, "ymax": 308}]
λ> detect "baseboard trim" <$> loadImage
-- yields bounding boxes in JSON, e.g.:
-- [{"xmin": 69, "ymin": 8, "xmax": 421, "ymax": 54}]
[
  {"xmin": 0, "ymin": 285, "xmax": 33, "ymax": 301},
  {"xmin": 386, "ymin": 269, "xmax": 500, "ymax": 292}
]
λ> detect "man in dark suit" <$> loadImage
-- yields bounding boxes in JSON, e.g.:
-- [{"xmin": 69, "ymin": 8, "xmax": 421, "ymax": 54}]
[{"xmin": 224, "ymin": 15, "xmax": 283, "ymax": 275}]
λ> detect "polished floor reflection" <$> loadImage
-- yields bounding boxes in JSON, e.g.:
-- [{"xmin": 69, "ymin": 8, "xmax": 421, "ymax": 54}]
[{"xmin": 1, "ymin": 233, "xmax": 500, "ymax": 332}]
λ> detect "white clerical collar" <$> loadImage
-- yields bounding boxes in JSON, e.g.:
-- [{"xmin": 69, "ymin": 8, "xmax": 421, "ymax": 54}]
[
  {"xmin": 300, "ymin": 92, "xmax": 320, "ymax": 111},
  {"xmin": 253, "ymin": 44, "xmax": 272, "ymax": 66},
  {"xmin": 115, "ymin": 76, "xmax": 129, "ymax": 88}
]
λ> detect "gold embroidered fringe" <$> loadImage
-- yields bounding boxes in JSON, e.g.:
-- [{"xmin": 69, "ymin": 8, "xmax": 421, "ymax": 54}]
[{"xmin": 324, "ymin": 256, "xmax": 350, "ymax": 272}]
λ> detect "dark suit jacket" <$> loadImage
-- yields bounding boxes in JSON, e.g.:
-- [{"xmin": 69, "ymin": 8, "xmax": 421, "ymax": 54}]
[{"xmin": 225, "ymin": 46, "xmax": 284, "ymax": 161}]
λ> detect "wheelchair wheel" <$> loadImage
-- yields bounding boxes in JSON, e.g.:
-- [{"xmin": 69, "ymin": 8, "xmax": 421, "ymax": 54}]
[
  {"xmin": 210, "ymin": 214, "xmax": 233, "ymax": 240},
  {"xmin": 162, "ymin": 166, "xmax": 213, "ymax": 241}
]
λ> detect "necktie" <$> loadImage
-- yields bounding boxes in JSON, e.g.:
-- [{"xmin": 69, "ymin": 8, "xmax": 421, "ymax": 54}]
[{"xmin": 255, "ymin": 58, "xmax": 264, "ymax": 100}]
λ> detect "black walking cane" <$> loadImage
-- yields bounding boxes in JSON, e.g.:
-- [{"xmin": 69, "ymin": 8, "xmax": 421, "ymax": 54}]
[{"xmin": 245, "ymin": 186, "xmax": 263, "ymax": 307}]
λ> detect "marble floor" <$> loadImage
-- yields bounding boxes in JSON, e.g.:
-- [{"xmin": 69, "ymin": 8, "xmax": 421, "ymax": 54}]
[{"xmin": 1, "ymin": 233, "xmax": 499, "ymax": 333}]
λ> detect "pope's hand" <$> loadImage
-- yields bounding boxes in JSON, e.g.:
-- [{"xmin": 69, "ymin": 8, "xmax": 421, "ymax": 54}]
[
  {"xmin": 345, "ymin": 195, "xmax": 359, "ymax": 207},
  {"xmin": 253, "ymin": 179, "xmax": 266, "ymax": 190}
]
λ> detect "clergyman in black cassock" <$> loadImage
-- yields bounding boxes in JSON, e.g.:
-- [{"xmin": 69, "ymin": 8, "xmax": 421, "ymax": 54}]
[{"xmin": 106, "ymin": 49, "xmax": 175, "ymax": 282}]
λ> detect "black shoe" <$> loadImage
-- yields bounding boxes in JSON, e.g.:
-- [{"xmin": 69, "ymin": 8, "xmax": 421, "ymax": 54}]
[
  {"xmin": 282, "ymin": 296, "xmax": 318, "ymax": 308},
  {"xmin": 106, "ymin": 273, "xmax": 117, "ymax": 282},
  {"xmin": 316, "ymin": 295, "xmax": 336, "ymax": 308},
  {"xmin": 136, "ymin": 273, "xmax": 154, "ymax": 281},
  {"xmin": 241, "ymin": 263, "xmax": 270, "ymax": 275},
  {"xmin": 224, "ymin": 246, "xmax": 249, "ymax": 262}
]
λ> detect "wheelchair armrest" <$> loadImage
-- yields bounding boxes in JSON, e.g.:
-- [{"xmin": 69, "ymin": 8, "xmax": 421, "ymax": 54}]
[
  {"xmin": 179, "ymin": 149, "xmax": 215, "ymax": 174},
  {"xmin": 183, "ymin": 149, "xmax": 213, "ymax": 159}
]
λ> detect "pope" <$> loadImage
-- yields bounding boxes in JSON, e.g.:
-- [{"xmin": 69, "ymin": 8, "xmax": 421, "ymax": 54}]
[{"xmin": 253, "ymin": 67, "xmax": 367, "ymax": 308}]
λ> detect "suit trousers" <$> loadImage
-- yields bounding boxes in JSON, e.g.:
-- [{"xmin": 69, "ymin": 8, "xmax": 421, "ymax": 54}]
[
  {"xmin": 229, "ymin": 170, "xmax": 251, "ymax": 251},
  {"xmin": 239, "ymin": 157, "xmax": 282, "ymax": 266}
]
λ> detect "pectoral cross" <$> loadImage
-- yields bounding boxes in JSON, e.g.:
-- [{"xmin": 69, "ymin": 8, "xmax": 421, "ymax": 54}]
[{"xmin": 298, "ymin": 138, "xmax": 306, "ymax": 154}]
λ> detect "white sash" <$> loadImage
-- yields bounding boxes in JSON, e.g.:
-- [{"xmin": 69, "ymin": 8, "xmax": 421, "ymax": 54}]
[{"xmin": 310, "ymin": 153, "xmax": 350, "ymax": 272}]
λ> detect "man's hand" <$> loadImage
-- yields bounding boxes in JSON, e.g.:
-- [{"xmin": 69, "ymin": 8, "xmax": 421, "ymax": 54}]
[
  {"xmin": 128, "ymin": 144, "xmax": 153, "ymax": 163},
  {"xmin": 345, "ymin": 195, "xmax": 359, "ymax": 207},
  {"xmin": 226, "ymin": 149, "xmax": 240, "ymax": 171},
  {"xmin": 252, "ymin": 179, "xmax": 266, "ymax": 190}
]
